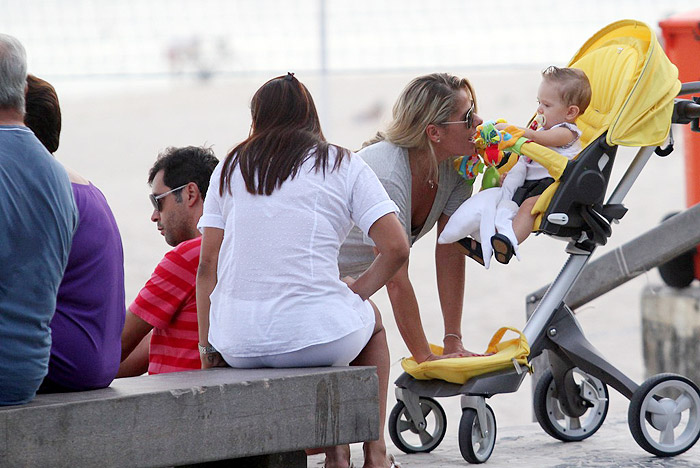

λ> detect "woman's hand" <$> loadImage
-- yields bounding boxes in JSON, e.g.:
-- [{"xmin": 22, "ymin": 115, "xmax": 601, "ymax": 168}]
[
  {"xmin": 421, "ymin": 351, "xmax": 466, "ymax": 363},
  {"xmin": 200, "ymin": 351, "xmax": 227, "ymax": 369},
  {"xmin": 411, "ymin": 351, "xmax": 465, "ymax": 364},
  {"xmin": 341, "ymin": 276, "xmax": 356, "ymax": 287}
]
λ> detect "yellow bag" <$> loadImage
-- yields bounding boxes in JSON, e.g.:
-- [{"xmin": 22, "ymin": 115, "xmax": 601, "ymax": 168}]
[{"xmin": 401, "ymin": 327, "xmax": 531, "ymax": 385}]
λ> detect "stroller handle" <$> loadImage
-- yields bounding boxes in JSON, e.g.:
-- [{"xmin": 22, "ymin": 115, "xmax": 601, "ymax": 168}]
[
  {"xmin": 673, "ymin": 100, "xmax": 700, "ymax": 125},
  {"xmin": 673, "ymin": 82, "xmax": 700, "ymax": 127},
  {"xmin": 679, "ymin": 81, "xmax": 700, "ymax": 96}
]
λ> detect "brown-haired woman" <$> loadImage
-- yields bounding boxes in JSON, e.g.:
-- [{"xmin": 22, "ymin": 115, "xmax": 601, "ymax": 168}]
[
  {"xmin": 196, "ymin": 73, "xmax": 407, "ymax": 468},
  {"xmin": 339, "ymin": 73, "xmax": 484, "ymax": 362}
]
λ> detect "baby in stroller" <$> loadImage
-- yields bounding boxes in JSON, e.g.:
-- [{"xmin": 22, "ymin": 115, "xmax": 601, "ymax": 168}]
[
  {"xmin": 438, "ymin": 66, "xmax": 591, "ymax": 267},
  {"xmin": 491, "ymin": 66, "xmax": 592, "ymax": 264}
]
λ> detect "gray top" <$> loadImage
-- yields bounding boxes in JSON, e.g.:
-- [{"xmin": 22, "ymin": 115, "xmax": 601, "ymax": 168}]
[
  {"xmin": 0, "ymin": 126, "xmax": 77, "ymax": 406},
  {"xmin": 338, "ymin": 140, "xmax": 472, "ymax": 277}
]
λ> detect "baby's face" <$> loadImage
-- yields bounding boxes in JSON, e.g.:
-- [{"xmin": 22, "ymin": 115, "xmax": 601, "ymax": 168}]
[{"xmin": 536, "ymin": 80, "xmax": 571, "ymax": 130}]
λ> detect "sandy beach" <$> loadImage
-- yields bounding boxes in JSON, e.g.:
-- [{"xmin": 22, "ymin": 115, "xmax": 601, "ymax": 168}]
[{"xmin": 52, "ymin": 68, "xmax": 687, "ymax": 453}]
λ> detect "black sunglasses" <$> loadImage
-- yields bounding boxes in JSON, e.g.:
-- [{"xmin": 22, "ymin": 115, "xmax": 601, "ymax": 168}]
[
  {"xmin": 149, "ymin": 184, "xmax": 187, "ymax": 211},
  {"xmin": 442, "ymin": 101, "xmax": 475, "ymax": 129}
]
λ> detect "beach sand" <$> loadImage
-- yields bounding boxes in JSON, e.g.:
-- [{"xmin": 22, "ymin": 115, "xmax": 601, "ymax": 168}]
[{"xmin": 53, "ymin": 68, "xmax": 686, "ymax": 447}]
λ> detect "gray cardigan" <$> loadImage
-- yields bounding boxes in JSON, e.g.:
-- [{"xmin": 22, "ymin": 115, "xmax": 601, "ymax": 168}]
[{"xmin": 338, "ymin": 140, "xmax": 472, "ymax": 277}]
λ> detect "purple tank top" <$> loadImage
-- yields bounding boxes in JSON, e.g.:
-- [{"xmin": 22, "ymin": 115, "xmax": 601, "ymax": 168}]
[{"xmin": 47, "ymin": 182, "xmax": 126, "ymax": 390}]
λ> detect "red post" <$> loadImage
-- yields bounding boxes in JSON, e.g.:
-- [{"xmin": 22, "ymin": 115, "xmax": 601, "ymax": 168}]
[{"xmin": 659, "ymin": 10, "xmax": 700, "ymax": 279}]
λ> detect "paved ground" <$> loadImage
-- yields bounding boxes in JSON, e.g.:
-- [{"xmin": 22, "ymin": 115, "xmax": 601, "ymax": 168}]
[{"xmin": 308, "ymin": 414, "xmax": 700, "ymax": 467}]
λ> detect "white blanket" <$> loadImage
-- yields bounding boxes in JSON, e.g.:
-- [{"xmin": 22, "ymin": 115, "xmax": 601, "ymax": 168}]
[{"xmin": 438, "ymin": 158, "xmax": 528, "ymax": 268}]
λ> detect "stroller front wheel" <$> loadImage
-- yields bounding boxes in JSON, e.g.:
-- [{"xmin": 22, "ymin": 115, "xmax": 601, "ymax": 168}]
[
  {"xmin": 628, "ymin": 373, "xmax": 700, "ymax": 457},
  {"xmin": 534, "ymin": 368, "xmax": 609, "ymax": 441},
  {"xmin": 388, "ymin": 397, "xmax": 447, "ymax": 453},
  {"xmin": 458, "ymin": 404, "xmax": 497, "ymax": 464}
]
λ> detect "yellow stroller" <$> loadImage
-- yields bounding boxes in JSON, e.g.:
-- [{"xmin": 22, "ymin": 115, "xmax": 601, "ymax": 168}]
[{"xmin": 388, "ymin": 19, "xmax": 700, "ymax": 463}]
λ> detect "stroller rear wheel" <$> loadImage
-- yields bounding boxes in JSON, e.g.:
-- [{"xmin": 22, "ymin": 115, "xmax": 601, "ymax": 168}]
[
  {"xmin": 628, "ymin": 373, "xmax": 700, "ymax": 457},
  {"xmin": 388, "ymin": 397, "xmax": 447, "ymax": 453},
  {"xmin": 534, "ymin": 368, "xmax": 609, "ymax": 441},
  {"xmin": 458, "ymin": 404, "xmax": 496, "ymax": 464}
]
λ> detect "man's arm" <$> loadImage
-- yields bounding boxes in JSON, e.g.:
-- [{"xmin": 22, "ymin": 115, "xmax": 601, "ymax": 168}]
[{"xmin": 117, "ymin": 310, "xmax": 153, "ymax": 377}]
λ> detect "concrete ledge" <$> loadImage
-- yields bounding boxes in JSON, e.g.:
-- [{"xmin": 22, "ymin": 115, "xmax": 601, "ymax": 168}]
[
  {"xmin": 642, "ymin": 284, "xmax": 700, "ymax": 386},
  {"xmin": 0, "ymin": 366, "xmax": 379, "ymax": 468}
]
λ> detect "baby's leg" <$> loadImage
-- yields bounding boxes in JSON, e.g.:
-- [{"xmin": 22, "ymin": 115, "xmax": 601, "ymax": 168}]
[{"xmin": 513, "ymin": 196, "xmax": 539, "ymax": 244}]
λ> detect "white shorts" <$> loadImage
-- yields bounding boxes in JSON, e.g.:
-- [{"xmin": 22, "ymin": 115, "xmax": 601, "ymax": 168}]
[{"xmin": 222, "ymin": 317, "xmax": 375, "ymax": 368}]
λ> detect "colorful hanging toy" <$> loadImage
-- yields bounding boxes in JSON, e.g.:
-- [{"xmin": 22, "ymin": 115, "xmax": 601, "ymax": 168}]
[
  {"xmin": 453, "ymin": 153, "xmax": 484, "ymax": 186},
  {"xmin": 453, "ymin": 119, "xmax": 514, "ymax": 190}
]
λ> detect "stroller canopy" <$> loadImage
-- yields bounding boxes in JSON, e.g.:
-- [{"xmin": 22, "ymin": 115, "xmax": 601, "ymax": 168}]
[{"xmin": 569, "ymin": 19, "xmax": 680, "ymax": 148}]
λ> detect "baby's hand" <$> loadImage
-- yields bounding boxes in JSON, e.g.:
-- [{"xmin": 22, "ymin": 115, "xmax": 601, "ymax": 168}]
[{"xmin": 495, "ymin": 123, "xmax": 508, "ymax": 131}]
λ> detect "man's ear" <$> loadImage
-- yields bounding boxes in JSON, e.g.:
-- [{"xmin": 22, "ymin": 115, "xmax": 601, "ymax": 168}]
[
  {"xmin": 426, "ymin": 123, "xmax": 441, "ymax": 144},
  {"xmin": 567, "ymin": 105, "xmax": 581, "ymax": 120},
  {"xmin": 185, "ymin": 182, "xmax": 200, "ymax": 207}
]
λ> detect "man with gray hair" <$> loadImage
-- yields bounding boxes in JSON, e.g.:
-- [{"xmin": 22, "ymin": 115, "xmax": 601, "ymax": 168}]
[{"xmin": 0, "ymin": 34, "xmax": 78, "ymax": 405}]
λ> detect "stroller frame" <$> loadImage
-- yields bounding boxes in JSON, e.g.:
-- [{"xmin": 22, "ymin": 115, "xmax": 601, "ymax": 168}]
[{"xmin": 389, "ymin": 83, "xmax": 700, "ymax": 463}]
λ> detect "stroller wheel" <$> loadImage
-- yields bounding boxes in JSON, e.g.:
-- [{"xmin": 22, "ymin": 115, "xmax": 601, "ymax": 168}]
[
  {"xmin": 534, "ymin": 368, "xmax": 609, "ymax": 441},
  {"xmin": 458, "ymin": 404, "xmax": 496, "ymax": 464},
  {"xmin": 388, "ymin": 397, "xmax": 447, "ymax": 453},
  {"xmin": 628, "ymin": 373, "xmax": 700, "ymax": 457}
]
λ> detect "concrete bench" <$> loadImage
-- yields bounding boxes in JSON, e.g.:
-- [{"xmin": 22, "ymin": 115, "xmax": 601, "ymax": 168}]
[
  {"xmin": 0, "ymin": 366, "xmax": 379, "ymax": 468},
  {"xmin": 642, "ymin": 284, "xmax": 700, "ymax": 386}
]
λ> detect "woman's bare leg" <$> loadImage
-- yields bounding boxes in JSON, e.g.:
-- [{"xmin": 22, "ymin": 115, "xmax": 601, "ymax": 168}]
[
  {"xmin": 322, "ymin": 444, "xmax": 352, "ymax": 468},
  {"xmin": 350, "ymin": 300, "xmax": 392, "ymax": 468}
]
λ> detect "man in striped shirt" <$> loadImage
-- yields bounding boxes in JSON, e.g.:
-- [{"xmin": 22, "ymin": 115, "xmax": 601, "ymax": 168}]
[{"xmin": 118, "ymin": 146, "xmax": 218, "ymax": 375}]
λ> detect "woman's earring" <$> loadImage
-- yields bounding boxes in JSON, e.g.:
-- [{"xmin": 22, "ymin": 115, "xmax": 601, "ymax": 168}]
[{"xmin": 437, "ymin": 138, "xmax": 441, "ymax": 143}]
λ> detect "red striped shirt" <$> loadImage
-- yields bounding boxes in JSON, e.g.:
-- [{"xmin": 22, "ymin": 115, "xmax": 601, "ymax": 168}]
[{"xmin": 130, "ymin": 237, "xmax": 201, "ymax": 374}]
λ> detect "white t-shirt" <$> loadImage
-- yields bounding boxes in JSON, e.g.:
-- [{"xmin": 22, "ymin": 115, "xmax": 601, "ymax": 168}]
[
  {"xmin": 198, "ymin": 147, "xmax": 398, "ymax": 357},
  {"xmin": 523, "ymin": 122, "xmax": 582, "ymax": 181}
]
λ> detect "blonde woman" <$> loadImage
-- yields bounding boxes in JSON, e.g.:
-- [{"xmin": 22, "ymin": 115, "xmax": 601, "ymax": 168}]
[{"xmin": 339, "ymin": 73, "xmax": 483, "ymax": 362}]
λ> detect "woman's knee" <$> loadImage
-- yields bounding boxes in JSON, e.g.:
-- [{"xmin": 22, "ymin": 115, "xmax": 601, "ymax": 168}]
[{"xmin": 368, "ymin": 299, "xmax": 384, "ymax": 335}]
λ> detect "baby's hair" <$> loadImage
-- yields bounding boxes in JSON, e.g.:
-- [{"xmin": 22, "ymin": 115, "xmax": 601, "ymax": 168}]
[{"xmin": 542, "ymin": 65, "xmax": 591, "ymax": 114}]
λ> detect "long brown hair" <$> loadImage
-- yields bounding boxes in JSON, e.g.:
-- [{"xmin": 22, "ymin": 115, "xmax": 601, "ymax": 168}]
[
  {"xmin": 24, "ymin": 75, "xmax": 61, "ymax": 153},
  {"xmin": 220, "ymin": 73, "xmax": 349, "ymax": 196}
]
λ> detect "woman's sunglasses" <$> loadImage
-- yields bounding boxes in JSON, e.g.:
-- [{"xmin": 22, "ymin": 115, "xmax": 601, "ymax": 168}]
[{"xmin": 442, "ymin": 101, "xmax": 475, "ymax": 129}]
